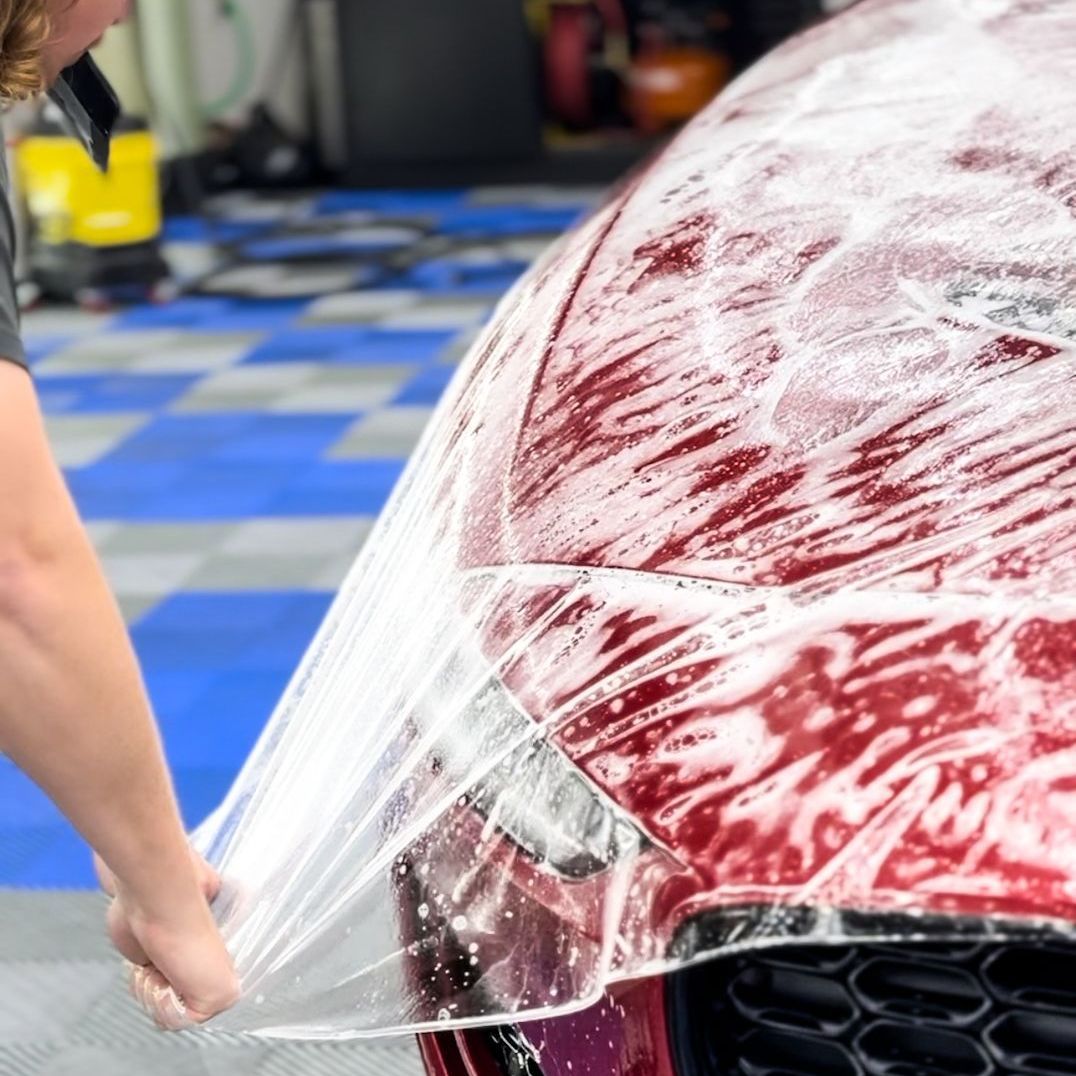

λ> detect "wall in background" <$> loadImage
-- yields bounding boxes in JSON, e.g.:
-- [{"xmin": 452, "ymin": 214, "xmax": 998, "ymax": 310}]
[{"xmin": 187, "ymin": 0, "xmax": 309, "ymax": 134}]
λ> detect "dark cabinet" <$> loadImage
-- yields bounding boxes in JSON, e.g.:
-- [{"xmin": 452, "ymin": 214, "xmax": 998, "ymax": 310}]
[{"xmin": 324, "ymin": 0, "xmax": 543, "ymax": 183}]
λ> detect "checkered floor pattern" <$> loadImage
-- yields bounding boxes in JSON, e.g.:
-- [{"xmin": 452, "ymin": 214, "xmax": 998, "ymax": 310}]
[{"xmin": 0, "ymin": 185, "xmax": 600, "ymax": 1072}]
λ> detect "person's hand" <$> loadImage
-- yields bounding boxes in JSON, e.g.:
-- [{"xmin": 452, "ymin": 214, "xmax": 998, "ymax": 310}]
[
  {"xmin": 95, "ymin": 849, "xmax": 240, "ymax": 1030},
  {"xmin": 94, "ymin": 848, "xmax": 219, "ymax": 905}
]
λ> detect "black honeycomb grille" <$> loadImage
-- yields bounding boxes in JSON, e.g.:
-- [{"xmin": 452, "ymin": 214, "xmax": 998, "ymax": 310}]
[{"xmin": 668, "ymin": 938, "xmax": 1076, "ymax": 1076}]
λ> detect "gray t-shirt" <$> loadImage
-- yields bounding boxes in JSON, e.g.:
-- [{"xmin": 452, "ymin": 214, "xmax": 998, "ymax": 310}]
[{"xmin": 0, "ymin": 150, "xmax": 27, "ymax": 368}]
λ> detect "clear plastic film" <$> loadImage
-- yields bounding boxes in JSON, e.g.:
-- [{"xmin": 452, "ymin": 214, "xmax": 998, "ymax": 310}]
[{"xmin": 194, "ymin": 0, "xmax": 1076, "ymax": 1039}]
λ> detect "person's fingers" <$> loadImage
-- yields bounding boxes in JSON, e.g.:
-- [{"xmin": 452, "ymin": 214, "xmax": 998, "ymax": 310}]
[
  {"xmin": 139, "ymin": 965, "xmax": 194, "ymax": 1032},
  {"xmin": 107, "ymin": 899, "xmax": 149, "ymax": 966},
  {"xmin": 129, "ymin": 910, "xmax": 240, "ymax": 1024},
  {"xmin": 170, "ymin": 947, "xmax": 240, "ymax": 1024},
  {"xmin": 128, "ymin": 960, "xmax": 223, "ymax": 1032},
  {"xmin": 93, "ymin": 853, "xmax": 117, "ymax": 898},
  {"xmin": 195, "ymin": 855, "xmax": 222, "ymax": 902},
  {"xmin": 156, "ymin": 987, "xmax": 192, "ymax": 1031},
  {"xmin": 130, "ymin": 964, "xmax": 152, "ymax": 1012}
]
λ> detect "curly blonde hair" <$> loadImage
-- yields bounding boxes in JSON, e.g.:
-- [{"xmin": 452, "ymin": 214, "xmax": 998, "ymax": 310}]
[{"xmin": 0, "ymin": 0, "xmax": 49, "ymax": 101}]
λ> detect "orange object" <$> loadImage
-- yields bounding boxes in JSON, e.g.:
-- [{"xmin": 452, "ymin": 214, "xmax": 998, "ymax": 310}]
[{"xmin": 628, "ymin": 44, "xmax": 731, "ymax": 132}]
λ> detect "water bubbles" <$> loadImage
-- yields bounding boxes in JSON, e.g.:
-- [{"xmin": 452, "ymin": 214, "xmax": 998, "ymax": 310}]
[
  {"xmin": 437, "ymin": 1008, "xmax": 451, "ymax": 1022},
  {"xmin": 451, "ymin": 915, "xmax": 468, "ymax": 932},
  {"xmin": 417, "ymin": 903, "xmax": 430, "ymax": 921},
  {"xmin": 903, "ymin": 695, "xmax": 937, "ymax": 719},
  {"xmin": 254, "ymin": 994, "xmax": 265, "ymax": 1006}
]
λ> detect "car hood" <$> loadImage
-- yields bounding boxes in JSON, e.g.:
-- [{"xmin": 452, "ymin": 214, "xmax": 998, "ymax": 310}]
[{"xmin": 195, "ymin": 0, "xmax": 1076, "ymax": 1040}]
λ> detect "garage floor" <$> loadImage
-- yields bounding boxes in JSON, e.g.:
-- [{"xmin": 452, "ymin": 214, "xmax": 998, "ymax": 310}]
[
  {"xmin": 0, "ymin": 891, "xmax": 425, "ymax": 1076},
  {"xmin": 0, "ymin": 185, "xmax": 600, "ymax": 1071}
]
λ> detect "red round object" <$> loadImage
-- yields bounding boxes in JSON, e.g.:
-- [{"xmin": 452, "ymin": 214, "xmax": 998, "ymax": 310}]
[{"xmin": 545, "ymin": 4, "xmax": 595, "ymax": 129}]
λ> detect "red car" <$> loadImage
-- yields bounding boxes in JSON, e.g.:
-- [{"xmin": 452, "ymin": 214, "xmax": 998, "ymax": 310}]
[
  {"xmin": 409, "ymin": 0, "xmax": 1076, "ymax": 1072},
  {"xmin": 199, "ymin": 0, "xmax": 1076, "ymax": 1071}
]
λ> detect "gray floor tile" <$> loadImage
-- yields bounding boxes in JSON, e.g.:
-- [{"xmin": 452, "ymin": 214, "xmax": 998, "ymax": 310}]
[
  {"xmin": 0, "ymin": 893, "xmax": 425, "ymax": 1076},
  {"xmin": 171, "ymin": 366, "xmax": 315, "ymax": 412},
  {"xmin": 309, "ymin": 364, "xmax": 419, "ymax": 386},
  {"xmin": 124, "ymin": 336, "xmax": 262, "ymax": 374},
  {"xmin": 301, "ymin": 290, "xmax": 421, "ymax": 324},
  {"xmin": 0, "ymin": 1042, "xmax": 48, "ymax": 1076},
  {"xmin": 83, "ymin": 522, "xmax": 124, "ymax": 548},
  {"xmin": 329, "ymin": 407, "xmax": 434, "ymax": 459},
  {"xmin": 264, "ymin": 382, "xmax": 403, "ymax": 413},
  {"xmin": 163, "ymin": 241, "xmax": 220, "ymax": 282},
  {"xmin": 467, "ymin": 183, "xmax": 605, "ymax": 208},
  {"xmin": 20, "ymin": 308, "xmax": 114, "ymax": 339},
  {"xmin": 187, "ymin": 554, "xmax": 340, "ymax": 591},
  {"xmin": 310, "ymin": 550, "xmax": 366, "ymax": 591},
  {"xmin": 198, "ymin": 264, "xmax": 360, "ymax": 300},
  {"xmin": 266, "ymin": 366, "xmax": 419, "ymax": 413},
  {"xmin": 439, "ymin": 327, "xmax": 482, "ymax": 366},
  {"xmin": 44, "ymin": 415, "xmax": 147, "ymax": 468},
  {"xmin": 116, "ymin": 594, "xmax": 164, "ymax": 624},
  {"xmin": 379, "ymin": 300, "xmax": 491, "ymax": 331},
  {"xmin": 0, "ymin": 962, "xmax": 117, "ymax": 1044},
  {"xmin": 34, "ymin": 331, "xmax": 183, "ymax": 374},
  {"xmin": 221, "ymin": 518, "xmax": 372, "ymax": 557},
  {"xmin": 95, "ymin": 523, "xmax": 237, "ymax": 557},
  {"xmin": 174, "ymin": 364, "xmax": 419, "ymax": 414},
  {"xmin": 100, "ymin": 553, "xmax": 207, "ymax": 597}
]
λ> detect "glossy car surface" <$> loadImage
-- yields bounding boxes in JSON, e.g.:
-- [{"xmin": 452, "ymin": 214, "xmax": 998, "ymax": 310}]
[{"xmin": 417, "ymin": 0, "xmax": 1076, "ymax": 1070}]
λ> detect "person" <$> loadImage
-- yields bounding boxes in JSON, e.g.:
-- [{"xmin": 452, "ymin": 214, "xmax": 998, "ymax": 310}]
[{"xmin": 0, "ymin": 0, "xmax": 240, "ymax": 1030}]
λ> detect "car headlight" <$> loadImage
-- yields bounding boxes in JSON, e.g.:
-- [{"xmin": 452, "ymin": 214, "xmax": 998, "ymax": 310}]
[{"xmin": 416, "ymin": 643, "xmax": 644, "ymax": 880}]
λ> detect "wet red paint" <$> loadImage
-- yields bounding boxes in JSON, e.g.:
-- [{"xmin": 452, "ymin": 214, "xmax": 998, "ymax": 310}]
[{"xmin": 422, "ymin": 0, "xmax": 1076, "ymax": 1069}]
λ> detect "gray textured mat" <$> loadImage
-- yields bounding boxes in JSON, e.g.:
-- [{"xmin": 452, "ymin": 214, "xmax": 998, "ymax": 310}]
[{"xmin": 0, "ymin": 891, "xmax": 424, "ymax": 1076}]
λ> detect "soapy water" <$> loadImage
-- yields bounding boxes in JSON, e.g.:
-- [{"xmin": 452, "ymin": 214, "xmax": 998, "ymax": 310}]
[{"xmin": 194, "ymin": 0, "xmax": 1076, "ymax": 1038}]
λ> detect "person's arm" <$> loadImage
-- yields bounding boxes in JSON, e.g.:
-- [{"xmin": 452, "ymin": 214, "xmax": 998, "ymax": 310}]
[{"xmin": 0, "ymin": 362, "xmax": 238, "ymax": 1027}]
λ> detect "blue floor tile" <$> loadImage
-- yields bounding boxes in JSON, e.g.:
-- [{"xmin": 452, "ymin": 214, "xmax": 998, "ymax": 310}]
[
  {"xmin": 143, "ymin": 667, "xmax": 222, "ymax": 722},
  {"xmin": 242, "ymin": 326, "xmax": 456, "ymax": 366},
  {"xmin": 163, "ymin": 216, "xmax": 271, "ymax": 244},
  {"xmin": 0, "ymin": 760, "xmax": 66, "ymax": 829},
  {"xmin": 402, "ymin": 261, "xmax": 528, "ymax": 294},
  {"xmin": 312, "ymin": 189, "xmax": 467, "ymax": 216},
  {"xmin": 111, "ymin": 296, "xmax": 307, "ymax": 333},
  {"xmin": 22, "ymin": 333, "xmax": 75, "ymax": 366},
  {"xmin": 393, "ymin": 365, "xmax": 457, "ymax": 406},
  {"xmin": 1, "ymin": 185, "xmax": 592, "ymax": 888},
  {"xmin": 0, "ymin": 825, "xmax": 70, "ymax": 886},
  {"xmin": 16, "ymin": 827, "xmax": 96, "ymax": 889},
  {"xmin": 436, "ymin": 205, "xmax": 583, "ymax": 235},
  {"xmin": 267, "ymin": 459, "xmax": 405, "ymax": 516},
  {"xmin": 173, "ymin": 767, "xmax": 239, "ymax": 831},
  {"xmin": 103, "ymin": 413, "xmax": 351, "ymax": 466},
  {"xmin": 161, "ymin": 671, "xmax": 291, "ymax": 769},
  {"xmin": 37, "ymin": 374, "xmax": 199, "ymax": 414}
]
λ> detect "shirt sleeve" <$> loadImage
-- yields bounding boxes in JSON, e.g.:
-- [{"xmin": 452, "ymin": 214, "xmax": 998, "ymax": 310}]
[{"xmin": 0, "ymin": 182, "xmax": 27, "ymax": 369}]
